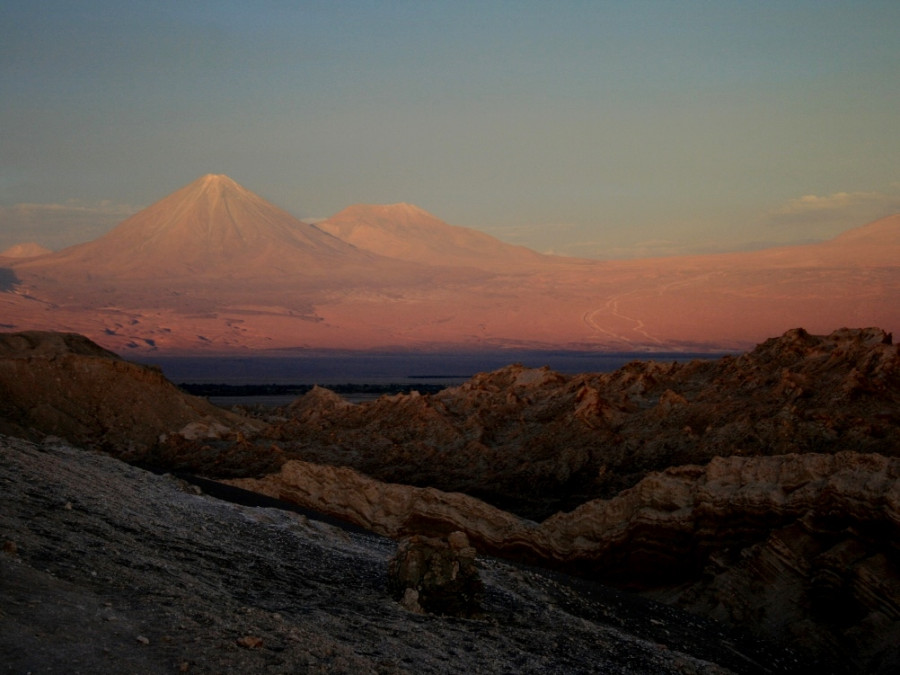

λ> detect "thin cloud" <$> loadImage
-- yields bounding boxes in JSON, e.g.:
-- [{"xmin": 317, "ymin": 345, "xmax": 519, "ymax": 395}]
[
  {"xmin": 769, "ymin": 190, "xmax": 900, "ymax": 228},
  {"xmin": 0, "ymin": 199, "xmax": 138, "ymax": 251}
]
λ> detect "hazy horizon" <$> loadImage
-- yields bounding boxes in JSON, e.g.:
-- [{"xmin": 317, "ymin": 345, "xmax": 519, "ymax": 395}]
[{"xmin": 137, "ymin": 349, "xmax": 727, "ymax": 387}]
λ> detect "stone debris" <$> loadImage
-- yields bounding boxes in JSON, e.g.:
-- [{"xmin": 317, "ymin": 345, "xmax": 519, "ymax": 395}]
[{"xmin": 236, "ymin": 635, "xmax": 264, "ymax": 649}]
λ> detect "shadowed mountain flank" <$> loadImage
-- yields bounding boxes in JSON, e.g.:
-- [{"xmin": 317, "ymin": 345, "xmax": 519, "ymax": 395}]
[{"xmin": 0, "ymin": 267, "xmax": 19, "ymax": 292}]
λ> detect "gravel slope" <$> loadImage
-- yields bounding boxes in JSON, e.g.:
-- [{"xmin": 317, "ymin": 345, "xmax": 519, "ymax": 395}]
[{"xmin": 0, "ymin": 436, "xmax": 799, "ymax": 674}]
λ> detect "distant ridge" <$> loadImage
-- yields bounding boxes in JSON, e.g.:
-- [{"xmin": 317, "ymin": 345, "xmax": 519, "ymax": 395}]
[
  {"xmin": 317, "ymin": 202, "xmax": 548, "ymax": 269},
  {"xmin": 816, "ymin": 213, "xmax": 900, "ymax": 264}
]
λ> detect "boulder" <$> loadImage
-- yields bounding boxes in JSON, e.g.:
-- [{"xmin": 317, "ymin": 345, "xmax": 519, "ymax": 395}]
[{"xmin": 387, "ymin": 531, "xmax": 483, "ymax": 617}]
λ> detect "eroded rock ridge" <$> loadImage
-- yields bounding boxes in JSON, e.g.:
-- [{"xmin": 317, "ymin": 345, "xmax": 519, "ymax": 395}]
[
  {"xmin": 2, "ymin": 327, "xmax": 899, "ymax": 671},
  {"xmin": 260, "ymin": 327, "xmax": 900, "ymax": 519}
]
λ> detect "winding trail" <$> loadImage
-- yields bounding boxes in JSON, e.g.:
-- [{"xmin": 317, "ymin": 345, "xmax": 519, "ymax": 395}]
[{"xmin": 582, "ymin": 289, "xmax": 663, "ymax": 345}]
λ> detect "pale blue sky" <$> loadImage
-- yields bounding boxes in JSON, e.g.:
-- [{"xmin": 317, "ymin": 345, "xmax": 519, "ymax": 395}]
[{"xmin": 2, "ymin": 1, "xmax": 899, "ymax": 256}]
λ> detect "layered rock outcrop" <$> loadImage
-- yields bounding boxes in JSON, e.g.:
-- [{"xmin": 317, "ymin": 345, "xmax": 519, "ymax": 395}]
[
  {"xmin": 8, "ymin": 435, "xmax": 786, "ymax": 674},
  {"xmin": 262, "ymin": 327, "xmax": 900, "ymax": 519},
  {"xmin": 228, "ymin": 450, "xmax": 900, "ymax": 669},
  {"xmin": 0, "ymin": 331, "xmax": 259, "ymax": 457},
  {"xmin": 387, "ymin": 531, "xmax": 484, "ymax": 617}
]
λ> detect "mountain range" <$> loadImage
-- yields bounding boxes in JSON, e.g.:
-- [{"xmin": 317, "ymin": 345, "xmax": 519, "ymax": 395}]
[{"xmin": 2, "ymin": 174, "xmax": 898, "ymax": 353}]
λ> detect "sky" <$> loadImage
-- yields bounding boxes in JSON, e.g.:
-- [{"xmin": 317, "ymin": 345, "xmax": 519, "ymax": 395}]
[{"xmin": 2, "ymin": 1, "xmax": 899, "ymax": 257}]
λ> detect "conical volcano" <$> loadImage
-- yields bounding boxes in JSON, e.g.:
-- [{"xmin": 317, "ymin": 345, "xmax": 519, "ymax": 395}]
[{"xmin": 18, "ymin": 174, "xmax": 373, "ymax": 279}]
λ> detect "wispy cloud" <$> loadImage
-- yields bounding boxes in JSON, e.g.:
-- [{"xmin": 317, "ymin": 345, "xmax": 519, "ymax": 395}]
[
  {"xmin": 489, "ymin": 224, "xmax": 783, "ymax": 260},
  {"xmin": 0, "ymin": 199, "xmax": 138, "ymax": 251},
  {"xmin": 769, "ymin": 189, "xmax": 900, "ymax": 228}
]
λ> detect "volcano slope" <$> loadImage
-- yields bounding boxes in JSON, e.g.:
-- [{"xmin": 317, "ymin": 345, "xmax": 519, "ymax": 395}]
[{"xmin": 4, "ymin": 174, "xmax": 899, "ymax": 354}]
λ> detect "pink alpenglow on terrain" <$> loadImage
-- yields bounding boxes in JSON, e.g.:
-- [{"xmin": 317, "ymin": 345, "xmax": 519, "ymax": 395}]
[{"xmin": 2, "ymin": 174, "xmax": 898, "ymax": 354}]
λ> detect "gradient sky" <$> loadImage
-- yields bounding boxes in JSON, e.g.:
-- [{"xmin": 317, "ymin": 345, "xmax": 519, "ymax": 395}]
[{"xmin": 2, "ymin": 1, "xmax": 899, "ymax": 257}]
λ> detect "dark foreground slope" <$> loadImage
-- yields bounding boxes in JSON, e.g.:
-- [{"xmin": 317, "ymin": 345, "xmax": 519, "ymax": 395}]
[
  {"xmin": 0, "ymin": 436, "xmax": 793, "ymax": 674},
  {"xmin": 2, "ymin": 328, "xmax": 898, "ymax": 672}
]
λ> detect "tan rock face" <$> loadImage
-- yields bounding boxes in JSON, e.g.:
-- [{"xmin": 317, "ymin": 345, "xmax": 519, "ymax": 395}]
[
  {"xmin": 228, "ymin": 450, "xmax": 900, "ymax": 667},
  {"xmin": 0, "ymin": 330, "xmax": 259, "ymax": 456},
  {"xmin": 227, "ymin": 452, "xmax": 899, "ymax": 570},
  {"xmin": 223, "ymin": 328, "xmax": 900, "ymax": 668}
]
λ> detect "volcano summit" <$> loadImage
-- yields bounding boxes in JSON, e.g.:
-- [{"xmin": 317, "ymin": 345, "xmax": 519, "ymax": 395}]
[{"xmin": 12, "ymin": 174, "xmax": 378, "ymax": 279}]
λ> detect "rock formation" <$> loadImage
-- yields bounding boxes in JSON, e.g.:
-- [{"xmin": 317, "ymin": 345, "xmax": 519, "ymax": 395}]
[
  {"xmin": 228, "ymin": 450, "xmax": 900, "ymax": 670},
  {"xmin": 261, "ymin": 327, "xmax": 900, "ymax": 519},
  {"xmin": 222, "ymin": 327, "xmax": 900, "ymax": 670},
  {"xmin": 387, "ymin": 531, "xmax": 484, "ymax": 617},
  {"xmin": 2, "ymin": 434, "xmax": 796, "ymax": 674},
  {"xmin": 0, "ymin": 330, "xmax": 258, "ymax": 457},
  {"xmin": 3, "ymin": 327, "xmax": 899, "ymax": 671}
]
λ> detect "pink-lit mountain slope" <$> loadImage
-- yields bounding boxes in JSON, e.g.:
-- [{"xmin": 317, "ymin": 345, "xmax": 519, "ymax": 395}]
[
  {"xmin": 806, "ymin": 213, "xmax": 900, "ymax": 265},
  {"xmin": 13, "ymin": 174, "xmax": 376, "ymax": 279},
  {"xmin": 1, "ymin": 173, "xmax": 898, "ymax": 354},
  {"xmin": 576, "ymin": 215, "xmax": 900, "ymax": 349},
  {"xmin": 317, "ymin": 203, "xmax": 550, "ymax": 269},
  {"xmin": 0, "ymin": 176, "xmax": 501, "ymax": 351}
]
